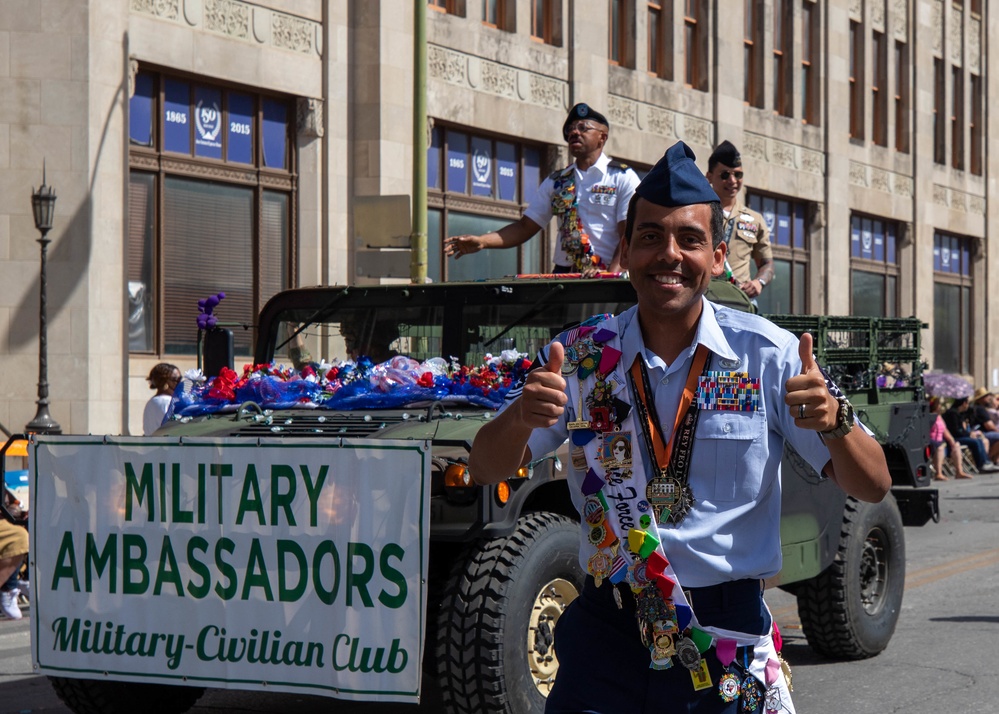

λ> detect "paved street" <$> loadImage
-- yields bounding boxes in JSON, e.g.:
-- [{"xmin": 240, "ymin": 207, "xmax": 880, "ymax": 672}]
[{"xmin": 2, "ymin": 472, "xmax": 997, "ymax": 713}]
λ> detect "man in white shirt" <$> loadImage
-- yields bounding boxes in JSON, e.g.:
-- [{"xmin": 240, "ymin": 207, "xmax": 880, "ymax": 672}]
[{"xmin": 444, "ymin": 103, "xmax": 640, "ymax": 274}]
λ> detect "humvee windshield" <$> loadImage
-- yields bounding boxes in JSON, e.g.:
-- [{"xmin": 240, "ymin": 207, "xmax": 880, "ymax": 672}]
[{"xmin": 266, "ymin": 286, "xmax": 635, "ymax": 369}]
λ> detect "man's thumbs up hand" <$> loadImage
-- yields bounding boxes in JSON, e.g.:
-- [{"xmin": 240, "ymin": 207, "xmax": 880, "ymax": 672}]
[
  {"xmin": 518, "ymin": 341, "xmax": 569, "ymax": 429},
  {"xmin": 798, "ymin": 332, "xmax": 817, "ymax": 375},
  {"xmin": 785, "ymin": 332, "xmax": 837, "ymax": 432},
  {"xmin": 546, "ymin": 341, "xmax": 565, "ymax": 375}
]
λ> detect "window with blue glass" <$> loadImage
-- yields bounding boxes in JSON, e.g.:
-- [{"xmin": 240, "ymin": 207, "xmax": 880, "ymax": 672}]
[
  {"xmin": 427, "ymin": 125, "xmax": 544, "ymax": 281},
  {"xmin": 850, "ymin": 213, "xmax": 899, "ymax": 317},
  {"xmin": 933, "ymin": 231, "xmax": 975, "ymax": 373},
  {"xmin": 746, "ymin": 192, "xmax": 809, "ymax": 314},
  {"xmin": 127, "ymin": 69, "xmax": 295, "ymax": 356},
  {"xmin": 128, "ymin": 70, "xmax": 291, "ymax": 171}
]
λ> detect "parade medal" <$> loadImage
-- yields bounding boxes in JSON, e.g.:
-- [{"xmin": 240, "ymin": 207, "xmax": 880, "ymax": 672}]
[
  {"xmin": 567, "ymin": 390, "xmax": 591, "ymax": 430},
  {"xmin": 589, "ymin": 406, "xmax": 613, "ymax": 432},
  {"xmin": 627, "ymin": 559, "xmax": 650, "ymax": 591},
  {"xmin": 582, "ymin": 494, "xmax": 606, "ymax": 526},
  {"xmin": 570, "ymin": 446, "xmax": 588, "ymax": 471},
  {"xmin": 651, "ymin": 622, "xmax": 677, "ymax": 661},
  {"xmin": 587, "ymin": 551, "xmax": 612, "ymax": 587},
  {"xmin": 646, "ymin": 473, "xmax": 681, "ymax": 522},
  {"xmin": 561, "ymin": 358, "xmax": 578, "ymax": 376},
  {"xmin": 690, "ymin": 659, "xmax": 713, "ymax": 691},
  {"xmin": 740, "ymin": 676, "xmax": 761, "ymax": 712},
  {"xmin": 778, "ymin": 653, "xmax": 793, "ymax": 691},
  {"xmin": 718, "ymin": 672, "xmax": 741, "ymax": 702},
  {"xmin": 676, "ymin": 636, "xmax": 701, "ymax": 671},
  {"xmin": 764, "ymin": 687, "xmax": 782, "ymax": 713}
]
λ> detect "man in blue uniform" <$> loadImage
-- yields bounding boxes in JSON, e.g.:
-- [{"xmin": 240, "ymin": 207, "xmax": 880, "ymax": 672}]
[
  {"xmin": 444, "ymin": 103, "xmax": 640, "ymax": 273},
  {"xmin": 468, "ymin": 141, "xmax": 890, "ymax": 712}
]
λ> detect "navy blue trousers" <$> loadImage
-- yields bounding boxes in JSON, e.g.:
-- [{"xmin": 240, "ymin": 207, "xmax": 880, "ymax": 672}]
[{"xmin": 545, "ymin": 578, "xmax": 770, "ymax": 714}]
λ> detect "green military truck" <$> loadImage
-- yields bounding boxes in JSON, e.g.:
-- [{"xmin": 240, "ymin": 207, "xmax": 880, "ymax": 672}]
[{"xmin": 24, "ymin": 278, "xmax": 936, "ymax": 714}]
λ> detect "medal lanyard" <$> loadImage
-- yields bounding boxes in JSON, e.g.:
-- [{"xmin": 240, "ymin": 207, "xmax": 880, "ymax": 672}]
[{"xmin": 629, "ymin": 344, "xmax": 709, "ymax": 470}]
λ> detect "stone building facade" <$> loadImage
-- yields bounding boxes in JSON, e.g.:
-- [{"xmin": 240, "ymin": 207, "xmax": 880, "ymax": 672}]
[{"xmin": 0, "ymin": 0, "xmax": 994, "ymax": 436}]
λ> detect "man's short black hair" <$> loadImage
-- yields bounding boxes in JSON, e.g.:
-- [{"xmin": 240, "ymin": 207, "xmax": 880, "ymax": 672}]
[{"xmin": 624, "ymin": 194, "xmax": 725, "ymax": 249}]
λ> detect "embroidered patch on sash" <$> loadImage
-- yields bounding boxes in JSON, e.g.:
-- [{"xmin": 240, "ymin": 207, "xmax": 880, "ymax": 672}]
[{"xmin": 696, "ymin": 372, "xmax": 761, "ymax": 411}]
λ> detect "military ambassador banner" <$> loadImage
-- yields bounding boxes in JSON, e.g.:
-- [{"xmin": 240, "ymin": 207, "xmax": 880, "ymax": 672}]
[{"xmin": 29, "ymin": 436, "xmax": 431, "ymax": 704}]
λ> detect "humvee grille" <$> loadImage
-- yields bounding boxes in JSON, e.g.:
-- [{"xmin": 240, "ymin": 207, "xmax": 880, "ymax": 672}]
[{"xmin": 231, "ymin": 412, "xmax": 414, "ymax": 438}]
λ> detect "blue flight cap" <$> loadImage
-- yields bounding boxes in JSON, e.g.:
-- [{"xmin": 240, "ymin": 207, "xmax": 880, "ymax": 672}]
[{"xmin": 635, "ymin": 141, "xmax": 720, "ymax": 207}]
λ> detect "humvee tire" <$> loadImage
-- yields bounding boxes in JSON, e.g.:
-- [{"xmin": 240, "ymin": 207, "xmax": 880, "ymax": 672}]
[
  {"xmin": 435, "ymin": 512, "xmax": 582, "ymax": 714},
  {"xmin": 794, "ymin": 494, "xmax": 906, "ymax": 659},
  {"xmin": 49, "ymin": 677, "xmax": 204, "ymax": 714}
]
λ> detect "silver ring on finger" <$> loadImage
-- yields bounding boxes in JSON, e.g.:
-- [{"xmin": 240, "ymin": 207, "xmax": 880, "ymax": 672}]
[{"xmin": 798, "ymin": 404, "xmax": 806, "ymax": 419}]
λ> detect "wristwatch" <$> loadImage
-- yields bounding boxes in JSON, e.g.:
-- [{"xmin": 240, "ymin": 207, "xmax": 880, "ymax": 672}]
[
  {"xmin": 757, "ymin": 277, "xmax": 767, "ymax": 287},
  {"xmin": 820, "ymin": 395, "xmax": 855, "ymax": 439}
]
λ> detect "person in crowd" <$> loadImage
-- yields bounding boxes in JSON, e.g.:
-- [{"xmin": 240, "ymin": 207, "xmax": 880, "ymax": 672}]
[
  {"xmin": 705, "ymin": 140, "xmax": 774, "ymax": 300},
  {"xmin": 339, "ymin": 315, "xmax": 400, "ymax": 364},
  {"xmin": 928, "ymin": 397, "xmax": 971, "ymax": 480},
  {"xmin": 969, "ymin": 387, "xmax": 999, "ymax": 464},
  {"xmin": 942, "ymin": 397, "xmax": 997, "ymax": 472},
  {"xmin": 0, "ymin": 519, "xmax": 28, "ymax": 620},
  {"xmin": 143, "ymin": 363, "xmax": 181, "ymax": 435},
  {"xmin": 444, "ymin": 103, "xmax": 640, "ymax": 274},
  {"xmin": 467, "ymin": 140, "xmax": 890, "ymax": 712}
]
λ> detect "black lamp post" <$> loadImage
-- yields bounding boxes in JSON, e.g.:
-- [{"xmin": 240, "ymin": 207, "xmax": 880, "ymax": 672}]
[{"xmin": 24, "ymin": 166, "xmax": 62, "ymax": 435}]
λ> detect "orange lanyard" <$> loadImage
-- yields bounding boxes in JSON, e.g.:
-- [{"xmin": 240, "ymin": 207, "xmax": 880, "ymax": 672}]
[{"xmin": 629, "ymin": 344, "xmax": 708, "ymax": 470}]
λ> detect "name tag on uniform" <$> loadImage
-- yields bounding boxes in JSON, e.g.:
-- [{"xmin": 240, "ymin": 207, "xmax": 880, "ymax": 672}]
[{"xmin": 697, "ymin": 372, "xmax": 761, "ymax": 411}]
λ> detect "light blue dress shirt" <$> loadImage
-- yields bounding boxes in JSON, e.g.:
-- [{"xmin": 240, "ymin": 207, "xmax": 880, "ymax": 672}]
[{"xmin": 514, "ymin": 298, "xmax": 846, "ymax": 588}]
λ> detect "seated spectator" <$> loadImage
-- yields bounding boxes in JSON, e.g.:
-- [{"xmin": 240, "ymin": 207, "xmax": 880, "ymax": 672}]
[
  {"xmin": 942, "ymin": 397, "xmax": 998, "ymax": 472},
  {"xmin": 928, "ymin": 397, "xmax": 971, "ymax": 480},
  {"xmin": 970, "ymin": 387, "xmax": 999, "ymax": 464},
  {"xmin": 0, "ymin": 519, "xmax": 28, "ymax": 619}
]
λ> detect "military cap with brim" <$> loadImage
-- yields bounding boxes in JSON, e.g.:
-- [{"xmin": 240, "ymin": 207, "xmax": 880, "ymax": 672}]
[
  {"xmin": 636, "ymin": 141, "xmax": 720, "ymax": 207},
  {"xmin": 563, "ymin": 103, "xmax": 610, "ymax": 140}
]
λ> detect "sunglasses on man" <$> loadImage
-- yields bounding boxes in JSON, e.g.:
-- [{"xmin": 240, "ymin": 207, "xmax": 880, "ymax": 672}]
[{"xmin": 719, "ymin": 170, "xmax": 744, "ymax": 181}]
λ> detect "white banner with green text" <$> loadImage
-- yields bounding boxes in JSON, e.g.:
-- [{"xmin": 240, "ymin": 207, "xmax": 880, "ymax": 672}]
[{"xmin": 29, "ymin": 436, "xmax": 431, "ymax": 703}]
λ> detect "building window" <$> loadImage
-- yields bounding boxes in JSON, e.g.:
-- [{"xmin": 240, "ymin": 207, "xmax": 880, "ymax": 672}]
[
  {"xmin": 745, "ymin": 0, "xmax": 764, "ymax": 107},
  {"xmin": 483, "ymin": 0, "xmax": 513, "ymax": 30},
  {"xmin": 427, "ymin": 125, "xmax": 544, "ymax": 281},
  {"xmin": 894, "ymin": 40, "xmax": 909, "ymax": 152},
  {"xmin": 127, "ymin": 71, "xmax": 294, "ymax": 357},
  {"xmin": 970, "ymin": 73, "xmax": 983, "ymax": 175},
  {"xmin": 933, "ymin": 58, "xmax": 946, "ymax": 164},
  {"xmin": 801, "ymin": 0, "xmax": 819, "ymax": 124},
  {"xmin": 684, "ymin": 0, "xmax": 707, "ymax": 90},
  {"xmin": 773, "ymin": 0, "xmax": 793, "ymax": 116},
  {"xmin": 428, "ymin": 0, "xmax": 466, "ymax": 15},
  {"xmin": 747, "ymin": 192, "xmax": 809, "ymax": 314},
  {"xmin": 952, "ymin": 65, "xmax": 964, "ymax": 170},
  {"xmin": 872, "ymin": 31, "xmax": 888, "ymax": 146},
  {"xmin": 849, "ymin": 20, "xmax": 864, "ymax": 139},
  {"xmin": 609, "ymin": 0, "xmax": 635, "ymax": 68},
  {"xmin": 933, "ymin": 232, "xmax": 974, "ymax": 374},
  {"xmin": 531, "ymin": 0, "xmax": 562, "ymax": 46},
  {"xmin": 850, "ymin": 214, "xmax": 899, "ymax": 317},
  {"xmin": 648, "ymin": 1, "xmax": 674, "ymax": 79}
]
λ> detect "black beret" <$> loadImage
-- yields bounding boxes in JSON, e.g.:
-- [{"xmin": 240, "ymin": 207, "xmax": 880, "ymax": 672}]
[
  {"xmin": 708, "ymin": 140, "xmax": 742, "ymax": 169},
  {"xmin": 563, "ymin": 103, "xmax": 609, "ymax": 140},
  {"xmin": 635, "ymin": 141, "xmax": 720, "ymax": 208}
]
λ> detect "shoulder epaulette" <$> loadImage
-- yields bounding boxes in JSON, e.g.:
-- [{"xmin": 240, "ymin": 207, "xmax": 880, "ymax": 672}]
[
  {"xmin": 608, "ymin": 159, "xmax": 630, "ymax": 171},
  {"xmin": 549, "ymin": 165, "xmax": 575, "ymax": 181}
]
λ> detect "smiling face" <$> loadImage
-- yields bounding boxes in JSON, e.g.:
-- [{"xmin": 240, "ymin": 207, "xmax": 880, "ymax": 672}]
[
  {"xmin": 621, "ymin": 198, "xmax": 727, "ymax": 334},
  {"xmin": 706, "ymin": 161, "xmax": 743, "ymax": 204}
]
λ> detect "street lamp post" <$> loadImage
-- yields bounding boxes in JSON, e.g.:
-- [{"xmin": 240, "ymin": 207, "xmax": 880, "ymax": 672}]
[{"xmin": 24, "ymin": 166, "xmax": 62, "ymax": 435}]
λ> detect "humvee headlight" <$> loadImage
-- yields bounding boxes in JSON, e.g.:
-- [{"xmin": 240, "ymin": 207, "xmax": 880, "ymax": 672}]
[
  {"xmin": 496, "ymin": 481, "xmax": 510, "ymax": 504},
  {"xmin": 444, "ymin": 463, "xmax": 472, "ymax": 487}
]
